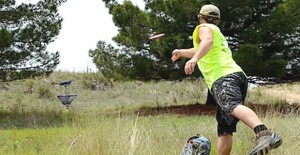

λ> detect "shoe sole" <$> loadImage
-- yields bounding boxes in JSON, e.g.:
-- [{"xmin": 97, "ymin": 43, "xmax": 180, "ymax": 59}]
[{"xmin": 249, "ymin": 133, "xmax": 283, "ymax": 155}]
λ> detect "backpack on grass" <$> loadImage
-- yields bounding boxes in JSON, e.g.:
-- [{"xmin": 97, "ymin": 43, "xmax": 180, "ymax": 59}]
[{"xmin": 181, "ymin": 134, "xmax": 211, "ymax": 155}]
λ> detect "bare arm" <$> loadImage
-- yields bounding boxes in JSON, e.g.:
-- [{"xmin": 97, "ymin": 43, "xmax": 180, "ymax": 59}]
[
  {"xmin": 171, "ymin": 48, "xmax": 196, "ymax": 61},
  {"xmin": 192, "ymin": 27, "xmax": 213, "ymax": 61},
  {"xmin": 185, "ymin": 27, "xmax": 213, "ymax": 75}
]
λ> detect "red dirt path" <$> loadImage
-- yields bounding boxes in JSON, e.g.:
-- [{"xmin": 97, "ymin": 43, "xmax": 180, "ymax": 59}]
[{"xmin": 135, "ymin": 103, "xmax": 300, "ymax": 116}]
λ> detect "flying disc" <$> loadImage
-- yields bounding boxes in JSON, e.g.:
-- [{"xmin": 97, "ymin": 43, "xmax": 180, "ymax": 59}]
[{"xmin": 149, "ymin": 33, "xmax": 165, "ymax": 40}]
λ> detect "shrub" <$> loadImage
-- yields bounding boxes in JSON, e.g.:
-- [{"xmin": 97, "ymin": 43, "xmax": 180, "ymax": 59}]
[
  {"xmin": 23, "ymin": 79, "xmax": 35, "ymax": 94},
  {"xmin": 35, "ymin": 79, "xmax": 54, "ymax": 99},
  {"xmin": 80, "ymin": 73, "xmax": 113, "ymax": 90}
]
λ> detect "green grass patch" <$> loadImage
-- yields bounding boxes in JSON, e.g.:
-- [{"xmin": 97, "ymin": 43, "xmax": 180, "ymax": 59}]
[{"xmin": 0, "ymin": 72, "xmax": 299, "ymax": 154}]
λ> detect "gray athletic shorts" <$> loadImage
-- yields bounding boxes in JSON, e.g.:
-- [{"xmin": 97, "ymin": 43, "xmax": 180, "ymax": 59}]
[{"xmin": 210, "ymin": 72, "xmax": 248, "ymax": 137}]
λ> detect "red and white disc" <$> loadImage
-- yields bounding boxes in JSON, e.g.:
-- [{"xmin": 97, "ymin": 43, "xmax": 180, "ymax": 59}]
[{"xmin": 149, "ymin": 33, "xmax": 165, "ymax": 40}]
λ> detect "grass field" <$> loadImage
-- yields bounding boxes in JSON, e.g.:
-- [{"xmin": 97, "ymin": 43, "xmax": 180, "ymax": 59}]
[{"xmin": 0, "ymin": 72, "xmax": 299, "ymax": 155}]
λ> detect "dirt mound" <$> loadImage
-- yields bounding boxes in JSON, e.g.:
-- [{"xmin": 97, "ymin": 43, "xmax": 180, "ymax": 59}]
[{"xmin": 135, "ymin": 103, "xmax": 300, "ymax": 116}]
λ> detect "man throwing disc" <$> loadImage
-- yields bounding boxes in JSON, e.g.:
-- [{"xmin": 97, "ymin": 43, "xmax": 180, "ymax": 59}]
[{"xmin": 171, "ymin": 4, "xmax": 282, "ymax": 155}]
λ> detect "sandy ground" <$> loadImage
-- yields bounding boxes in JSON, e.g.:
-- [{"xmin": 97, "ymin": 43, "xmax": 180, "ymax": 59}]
[{"xmin": 261, "ymin": 84, "xmax": 300, "ymax": 104}]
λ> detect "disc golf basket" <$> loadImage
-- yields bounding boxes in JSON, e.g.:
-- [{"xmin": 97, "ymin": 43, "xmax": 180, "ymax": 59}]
[{"xmin": 57, "ymin": 80, "xmax": 77, "ymax": 108}]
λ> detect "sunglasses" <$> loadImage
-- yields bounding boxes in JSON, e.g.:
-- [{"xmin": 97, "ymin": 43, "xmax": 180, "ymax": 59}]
[{"xmin": 196, "ymin": 14, "xmax": 202, "ymax": 21}]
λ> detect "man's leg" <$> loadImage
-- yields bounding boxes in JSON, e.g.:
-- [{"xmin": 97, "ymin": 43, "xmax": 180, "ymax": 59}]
[
  {"xmin": 231, "ymin": 105, "xmax": 263, "ymax": 129},
  {"xmin": 231, "ymin": 105, "xmax": 283, "ymax": 154},
  {"xmin": 218, "ymin": 133, "xmax": 233, "ymax": 155},
  {"xmin": 216, "ymin": 108, "xmax": 237, "ymax": 155},
  {"xmin": 211, "ymin": 72, "xmax": 282, "ymax": 154}
]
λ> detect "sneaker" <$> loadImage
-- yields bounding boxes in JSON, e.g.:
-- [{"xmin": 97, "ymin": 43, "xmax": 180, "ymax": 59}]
[{"xmin": 249, "ymin": 130, "xmax": 283, "ymax": 155}]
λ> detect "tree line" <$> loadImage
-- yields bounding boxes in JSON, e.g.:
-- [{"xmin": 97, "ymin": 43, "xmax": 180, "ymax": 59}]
[
  {"xmin": 0, "ymin": 0, "xmax": 66, "ymax": 81},
  {"xmin": 0, "ymin": 0, "xmax": 299, "ymax": 82},
  {"xmin": 90, "ymin": 0, "xmax": 300, "ymax": 81}
]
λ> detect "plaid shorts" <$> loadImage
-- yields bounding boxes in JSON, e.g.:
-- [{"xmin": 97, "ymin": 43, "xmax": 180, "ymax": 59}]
[{"xmin": 211, "ymin": 72, "xmax": 248, "ymax": 136}]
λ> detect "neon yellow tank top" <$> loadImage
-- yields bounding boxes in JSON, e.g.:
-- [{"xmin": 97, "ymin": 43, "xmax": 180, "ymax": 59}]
[{"xmin": 192, "ymin": 23, "xmax": 244, "ymax": 90}]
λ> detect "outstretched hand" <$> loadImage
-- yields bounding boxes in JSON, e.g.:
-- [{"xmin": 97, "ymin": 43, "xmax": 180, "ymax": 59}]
[{"xmin": 171, "ymin": 49, "xmax": 181, "ymax": 61}]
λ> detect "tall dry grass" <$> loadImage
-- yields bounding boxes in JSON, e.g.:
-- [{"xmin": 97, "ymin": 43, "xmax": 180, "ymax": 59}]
[{"xmin": 0, "ymin": 72, "xmax": 299, "ymax": 154}]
